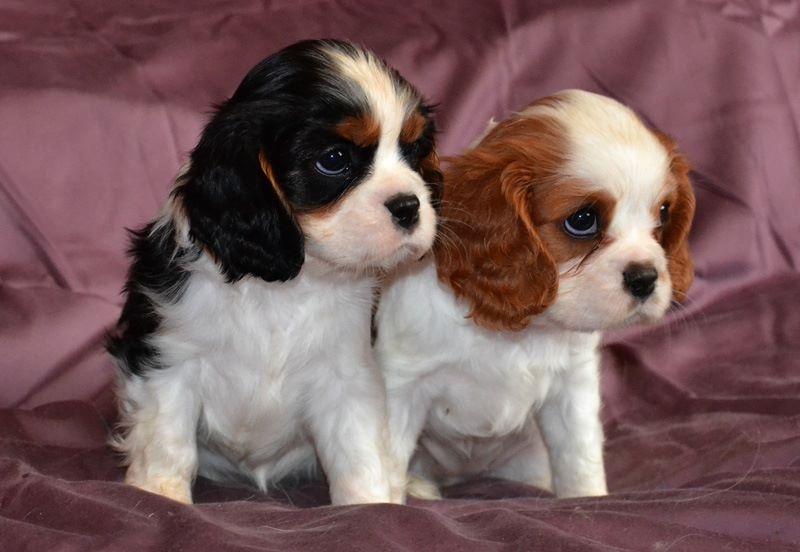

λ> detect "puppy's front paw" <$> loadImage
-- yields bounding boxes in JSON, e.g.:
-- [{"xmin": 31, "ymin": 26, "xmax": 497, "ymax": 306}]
[
  {"xmin": 555, "ymin": 474, "xmax": 607, "ymax": 499},
  {"xmin": 406, "ymin": 475, "xmax": 442, "ymax": 501},
  {"xmin": 126, "ymin": 472, "xmax": 193, "ymax": 504},
  {"xmin": 328, "ymin": 476, "xmax": 393, "ymax": 506},
  {"xmin": 329, "ymin": 489, "xmax": 392, "ymax": 506}
]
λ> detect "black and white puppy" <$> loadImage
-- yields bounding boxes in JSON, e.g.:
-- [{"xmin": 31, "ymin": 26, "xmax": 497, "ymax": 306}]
[{"xmin": 107, "ymin": 39, "xmax": 441, "ymax": 505}]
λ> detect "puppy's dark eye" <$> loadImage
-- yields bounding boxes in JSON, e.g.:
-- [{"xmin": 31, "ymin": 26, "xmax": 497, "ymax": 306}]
[
  {"xmin": 314, "ymin": 148, "xmax": 350, "ymax": 176},
  {"xmin": 563, "ymin": 208, "xmax": 600, "ymax": 239},
  {"xmin": 659, "ymin": 203, "xmax": 670, "ymax": 226}
]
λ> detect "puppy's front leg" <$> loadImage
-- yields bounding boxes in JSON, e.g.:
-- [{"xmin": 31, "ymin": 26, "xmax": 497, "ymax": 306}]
[
  {"xmin": 307, "ymin": 358, "xmax": 394, "ymax": 505},
  {"xmin": 536, "ymin": 358, "xmax": 607, "ymax": 498},
  {"xmin": 117, "ymin": 372, "xmax": 200, "ymax": 504},
  {"xmin": 385, "ymin": 383, "xmax": 436, "ymax": 503}
]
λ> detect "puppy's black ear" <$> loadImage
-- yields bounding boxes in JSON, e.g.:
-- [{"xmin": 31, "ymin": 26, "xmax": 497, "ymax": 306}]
[{"xmin": 175, "ymin": 105, "xmax": 304, "ymax": 283}]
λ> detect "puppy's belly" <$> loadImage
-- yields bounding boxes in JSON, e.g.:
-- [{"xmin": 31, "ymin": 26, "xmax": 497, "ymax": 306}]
[
  {"xmin": 405, "ymin": 355, "xmax": 557, "ymax": 483},
  {"xmin": 427, "ymin": 390, "xmax": 534, "ymax": 439},
  {"xmin": 414, "ymin": 385, "xmax": 542, "ymax": 482}
]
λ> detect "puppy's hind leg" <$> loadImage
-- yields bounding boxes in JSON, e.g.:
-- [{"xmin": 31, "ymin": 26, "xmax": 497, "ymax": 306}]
[{"xmin": 114, "ymin": 370, "xmax": 201, "ymax": 504}]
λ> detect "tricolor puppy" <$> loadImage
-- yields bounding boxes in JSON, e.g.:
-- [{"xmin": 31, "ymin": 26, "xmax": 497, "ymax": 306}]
[
  {"xmin": 108, "ymin": 39, "xmax": 440, "ymax": 505},
  {"xmin": 376, "ymin": 90, "xmax": 694, "ymax": 501}
]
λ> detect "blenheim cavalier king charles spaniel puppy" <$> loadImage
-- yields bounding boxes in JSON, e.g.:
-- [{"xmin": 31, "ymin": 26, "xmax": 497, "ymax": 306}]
[
  {"xmin": 107, "ymin": 39, "xmax": 441, "ymax": 505},
  {"xmin": 376, "ymin": 90, "xmax": 695, "ymax": 501}
]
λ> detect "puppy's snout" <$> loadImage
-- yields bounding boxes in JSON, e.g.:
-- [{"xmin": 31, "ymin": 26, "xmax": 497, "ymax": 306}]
[
  {"xmin": 623, "ymin": 263, "xmax": 658, "ymax": 300},
  {"xmin": 384, "ymin": 193, "xmax": 420, "ymax": 231}
]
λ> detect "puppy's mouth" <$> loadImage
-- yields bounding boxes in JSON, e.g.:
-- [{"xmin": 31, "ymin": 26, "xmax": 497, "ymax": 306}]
[
  {"xmin": 547, "ymin": 291, "xmax": 671, "ymax": 332},
  {"xmin": 376, "ymin": 242, "xmax": 427, "ymax": 269},
  {"xmin": 620, "ymin": 295, "xmax": 670, "ymax": 326},
  {"xmin": 619, "ymin": 309, "xmax": 656, "ymax": 328}
]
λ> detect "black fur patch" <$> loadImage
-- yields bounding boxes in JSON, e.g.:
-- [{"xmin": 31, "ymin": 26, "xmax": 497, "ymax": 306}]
[
  {"xmin": 174, "ymin": 40, "xmax": 379, "ymax": 282},
  {"xmin": 107, "ymin": 220, "xmax": 198, "ymax": 376}
]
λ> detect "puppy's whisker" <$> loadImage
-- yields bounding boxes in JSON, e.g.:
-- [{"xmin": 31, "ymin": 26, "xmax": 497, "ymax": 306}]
[{"xmin": 433, "ymin": 225, "xmax": 469, "ymax": 259}]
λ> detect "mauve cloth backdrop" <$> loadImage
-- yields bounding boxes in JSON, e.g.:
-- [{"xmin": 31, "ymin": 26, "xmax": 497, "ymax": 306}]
[{"xmin": 1, "ymin": 0, "xmax": 799, "ymax": 550}]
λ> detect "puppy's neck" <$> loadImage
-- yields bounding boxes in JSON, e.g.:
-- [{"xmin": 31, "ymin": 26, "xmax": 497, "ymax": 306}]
[{"xmin": 302, "ymin": 254, "xmax": 378, "ymax": 284}]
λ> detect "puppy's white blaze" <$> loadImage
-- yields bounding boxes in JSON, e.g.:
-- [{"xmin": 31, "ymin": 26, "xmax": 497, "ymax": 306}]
[
  {"xmin": 324, "ymin": 44, "xmax": 417, "ymax": 149},
  {"xmin": 526, "ymin": 90, "xmax": 672, "ymax": 202},
  {"xmin": 608, "ymin": 197, "xmax": 661, "ymax": 239},
  {"xmin": 544, "ymin": 91, "xmax": 675, "ymax": 259}
]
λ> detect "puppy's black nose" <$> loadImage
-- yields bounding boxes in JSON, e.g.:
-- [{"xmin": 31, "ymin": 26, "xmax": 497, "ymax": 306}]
[
  {"xmin": 623, "ymin": 263, "xmax": 658, "ymax": 300},
  {"xmin": 384, "ymin": 194, "xmax": 420, "ymax": 231}
]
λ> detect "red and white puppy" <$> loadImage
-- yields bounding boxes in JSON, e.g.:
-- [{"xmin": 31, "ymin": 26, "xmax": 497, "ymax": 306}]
[
  {"xmin": 376, "ymin": 90, "xmax": 695, "ymax": 501},
  {"xmin": 108, "ymin": 40, "xmax": 440, "ymax": 505}
]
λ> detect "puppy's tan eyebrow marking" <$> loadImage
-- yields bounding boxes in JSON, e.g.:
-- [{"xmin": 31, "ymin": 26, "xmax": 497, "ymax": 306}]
[
  {"xmin": 400, "ymin": 110, "xmax": 426, "ymax": 143},
  {"xmin": 336, "ymin": 115, "xmax": 381, "ymax": 147}
]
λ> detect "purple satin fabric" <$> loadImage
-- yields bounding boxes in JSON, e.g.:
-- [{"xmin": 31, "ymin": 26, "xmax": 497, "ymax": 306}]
[{"xmin": 1, "ymin": 1, "xmax": 798, "ymax": 549}]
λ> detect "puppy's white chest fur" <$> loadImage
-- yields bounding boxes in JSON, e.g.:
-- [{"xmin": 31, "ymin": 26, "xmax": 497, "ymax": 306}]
[
  {"xmin": 426, "ymin": 330, "xmax": 594, "ymax": 439},
  {"xmin": 422, "ymin": 330, "xmax": 598, "ymax": 479},
  {"xmin": 148, "ymin": 256, "xmax": 375, "ymax": 486}
]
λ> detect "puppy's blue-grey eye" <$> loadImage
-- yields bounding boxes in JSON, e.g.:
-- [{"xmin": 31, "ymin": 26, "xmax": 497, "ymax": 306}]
[
  {"xmin": 659, "ymin": 203, "xmax": 670, "ymax": 226},
  {"xmin": 563, "ymin": 208, "xmax": 600, "ymax": 239},
  {"xmin": 315, "ymin": 148, "xmax": 349, "ymax": 176}
]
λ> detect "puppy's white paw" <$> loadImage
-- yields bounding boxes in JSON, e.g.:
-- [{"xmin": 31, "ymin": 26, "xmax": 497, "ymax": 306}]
[
  {"xmin": 329, "ymin": 478, "xmax": 393, "ymax": 506},
  {"xmin": 406, "ymin": 475, "xmax": 442, "ymax": 500},
  {"xmin": 126, "ymin": 473, "xmax": 193, "ymax": 504},
  {"xmin": 554, "ymin": 475, "xmax": 607, "ymax": 498}
]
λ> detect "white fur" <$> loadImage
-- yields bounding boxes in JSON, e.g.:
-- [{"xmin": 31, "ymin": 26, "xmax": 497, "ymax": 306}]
[
  {"xmin": 376, "ymin": 90, "xmax": 677, "ymax": 501},
  {"xmin": 376, "ymin": 260, "xmax": 608, "ymax": 500}
]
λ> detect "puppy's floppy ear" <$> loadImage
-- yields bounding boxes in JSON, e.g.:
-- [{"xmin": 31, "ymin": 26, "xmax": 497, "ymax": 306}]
[
  {"xmin": 435, "ymin": 118, "xmax": 562, "ymax": 331},
  {"xmin": 655, "ymin": 131, "xmax": 696, "ymax": 302},
  {"xmin": 175, "ymin": 104, "xmax": 304, "ymax": 283}
]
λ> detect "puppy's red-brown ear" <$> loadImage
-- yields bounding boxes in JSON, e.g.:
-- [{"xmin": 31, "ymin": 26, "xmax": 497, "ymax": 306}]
[
  {"xmin": 435, "ymin": 117, "xmax": 563, "ymax": 331},
  {"xmin": 655, "ymin": 131, "xmax": 696, "ymax": 302}
]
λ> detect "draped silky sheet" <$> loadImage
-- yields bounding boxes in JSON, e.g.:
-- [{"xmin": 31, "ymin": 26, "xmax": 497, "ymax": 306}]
[{"xmin": 1, "ymin": 1, "xmax": 798, "ymax": 550}]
